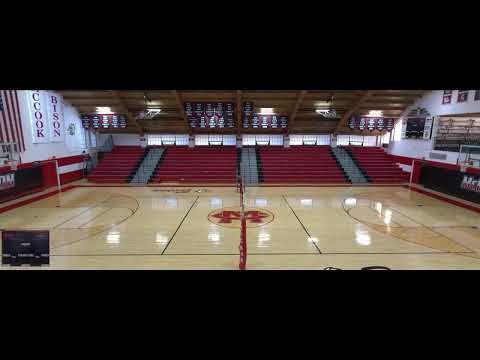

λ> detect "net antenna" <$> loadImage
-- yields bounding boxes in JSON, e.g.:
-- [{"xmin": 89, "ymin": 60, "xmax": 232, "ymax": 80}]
[{"xmin": 238, "ymin": 173, "xmax": 247, "ymax": 270}]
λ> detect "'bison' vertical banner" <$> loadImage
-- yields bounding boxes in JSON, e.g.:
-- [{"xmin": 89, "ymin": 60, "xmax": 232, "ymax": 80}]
[
  {"xmin": 46, "ymin": 92, "xmax": 65, "ymax": 142},
  {"xmin": 27, "ymin": 90, "xmax": 50, "ymax": 143}
]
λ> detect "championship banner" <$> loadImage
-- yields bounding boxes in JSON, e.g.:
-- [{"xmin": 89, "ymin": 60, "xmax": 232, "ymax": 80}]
[
  {"xmin": 27, "ymin": 90, "xmax": 50, "ymax": 144},
  {"xmin": 46, "ymin": 92, "xmax": 65, "ymax": 142}
]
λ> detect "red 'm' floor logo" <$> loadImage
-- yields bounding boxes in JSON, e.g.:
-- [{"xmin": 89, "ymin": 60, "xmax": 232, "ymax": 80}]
[{"xmin": 208, "ymin": 207, "xmax": 274, "ymax": 228}]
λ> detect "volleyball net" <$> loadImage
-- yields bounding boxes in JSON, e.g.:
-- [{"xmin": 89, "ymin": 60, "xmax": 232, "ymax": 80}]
[{"xmin": 238, "ymin": 175, "xmax": 247, "ymax": 270}]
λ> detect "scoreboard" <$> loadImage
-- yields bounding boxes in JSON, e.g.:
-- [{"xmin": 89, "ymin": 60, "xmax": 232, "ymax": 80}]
[
  {"xmin": 348, "ymin": 116, "xmax": 394, "ymax": 132},
  {"xmin": 2, "ymin": 230, "xmax": 50, "ymax": 266},
  {"xmin": 242, "ymin": 102, "xmax": 288, "ymax": 130},
  {"xmin": 403, "ymin": 117, "xmax": 427, "ymax": 139},
  {"xmin": 185, "ymin": 102, "xmax": 236, "ymax": 129},
  {"xmin": 81, "ymin": 114, "xmax": 128, "ymax": 129}
]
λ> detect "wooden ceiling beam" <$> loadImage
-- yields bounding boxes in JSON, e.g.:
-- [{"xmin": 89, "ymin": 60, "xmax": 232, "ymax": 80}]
[
  {"xmin": 171, "ymin": 90, "xmax": 191, "ymax": 135},
  {"xmin": 334, "ymin": 91, "xmax": 373, "ymax": 133},
  {"xmin": 289, "ymin": 90, "xmax": 308, "ymax": 131},
  {"xmin": 111, "ymin": 90, "xmax": 143, "ymax": 135}
]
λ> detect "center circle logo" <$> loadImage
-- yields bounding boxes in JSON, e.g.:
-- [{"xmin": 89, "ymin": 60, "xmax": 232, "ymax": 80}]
[{"xmin": 207, "ymin": 206, "xmax": 274, "ymax": 228}]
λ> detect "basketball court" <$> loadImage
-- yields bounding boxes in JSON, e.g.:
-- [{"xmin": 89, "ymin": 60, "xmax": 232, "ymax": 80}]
[{"xmin": 1, "ymin": 181, "xmax": 480, "ymax": 269}]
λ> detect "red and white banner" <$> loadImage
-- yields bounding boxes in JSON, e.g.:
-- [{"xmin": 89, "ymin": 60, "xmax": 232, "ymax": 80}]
[
  {"xmin": 0, "ymin": 90, "xmax": 25, "ymax": 152},
  {"xmin": 27, "ymin": 90, "xmax": 66, "ymax": 144},
  {"xmin": 27, "ymin": 90, "xmax": 50, "ymax": 144},
  {"xmin": 46, "ymin": 92, "xmax": 64, "ymax": 143}
]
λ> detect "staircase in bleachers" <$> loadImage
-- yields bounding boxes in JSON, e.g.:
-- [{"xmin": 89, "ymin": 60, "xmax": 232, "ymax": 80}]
[
  {"xmin": 87, "ymin": 146, "xmax": 146, "ymax": 183},
  {"xmin": 343, "ymin": 146, "xmax": 410, "ymax": 184},
  {"xmin": 258, "ymin": 146, "xmax": 350, "ymax": 183},
  {"xmin": 150, "ymin": 146, "xmax": 238, "ymax": 183}
]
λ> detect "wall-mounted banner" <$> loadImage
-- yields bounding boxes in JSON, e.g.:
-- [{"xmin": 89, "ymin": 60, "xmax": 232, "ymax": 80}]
[
  {"xmin": 442, "ymin": 90, "xmax": 452, "ymax": 104},
  {"xmin": 457, "ymin": 90, "xmax": 469, "ymax": 103},
  {"xmin": 27, "ymin": 90, "xmax": 49, "ymax": 144},
  {"xmin": 423, "ymin": 117, "xmax": 435, "ymax": 140},
  {"xmin": 46, "ymin": 92, "xmax": 64, "ymax": 143}
]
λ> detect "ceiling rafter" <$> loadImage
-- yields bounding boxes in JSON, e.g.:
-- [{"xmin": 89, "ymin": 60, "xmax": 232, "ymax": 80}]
[
  {"xmin": 111, "ymin": 90, "xmax": 143, "ymax": 135},
  {"xmin": 334, "ymin": 91, "xmax": 373, "ymax": 133},
  {"xmin": 289, "ymin": 90, "xmax": 308, "ymax": 130},
  {"xmin": 171, "ymin": 90, "xmax": 191, "ymax": 134}
]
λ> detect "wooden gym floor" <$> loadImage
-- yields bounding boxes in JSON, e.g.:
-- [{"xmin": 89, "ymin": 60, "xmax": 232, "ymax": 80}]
[{"xmin": 1, "ymin": 185, "xmax": 480, "ymax": 269}]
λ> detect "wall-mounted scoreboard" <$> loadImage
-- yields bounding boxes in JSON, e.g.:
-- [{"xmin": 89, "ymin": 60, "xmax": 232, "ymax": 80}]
[
  {"xmin": 81, "ymin": 114, "xmax": 128, "ymax": 129},
  {"xmin": 185, "ymin": 102, "xmax": 236, "ymax": 129}
]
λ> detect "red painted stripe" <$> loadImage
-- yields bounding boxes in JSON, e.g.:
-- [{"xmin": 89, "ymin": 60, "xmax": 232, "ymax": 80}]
[
  {"xmin": 56, "ymin": 155, "xmax": 84, "ymax": 167},
  {"xmin": 407, "ymin": 186, "xmax": 480, "ymax": 214},
  {"xmin": 3, "ymin": 89, "xmax": 14, "ymax": 143},
  {"xmin": 60, "ymin": 169, "xmax": 83, "ymax": 184},
  {"xmin": 0, "ymin": 185, "xmax": 76, "ymax": 214},
  {"xmin": 14, "ymin": 91, "xmax": 25, "ymax": 152},
  {"xmin": 0, "ymin": 91, "xmax": 5, "ymax": 142},
  {"xmin": 9, "ymin": 91, "xmax": 22, "ymax": 153}
]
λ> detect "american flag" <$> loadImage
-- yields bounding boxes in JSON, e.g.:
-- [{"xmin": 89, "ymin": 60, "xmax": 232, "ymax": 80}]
[{"xmin": 0, "ymin": 90, "xmax": 25, "ymax": 152}]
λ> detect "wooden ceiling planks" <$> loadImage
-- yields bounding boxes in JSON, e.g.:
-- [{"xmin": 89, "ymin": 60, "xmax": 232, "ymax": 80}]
[{"xmin": 58, "ymin": 89, "xmax": 425, "ymax": 135}]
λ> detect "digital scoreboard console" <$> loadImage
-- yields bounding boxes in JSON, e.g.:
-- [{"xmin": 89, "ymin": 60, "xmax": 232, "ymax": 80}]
[
  {"xmin": 185, "ymin": 102, "xmax": 236, "ymax": 129},
  {"xmin": 81, "ymin": 114, "xmax": 128, "ymax": 129},
  {"xmin": 1, "ymin": 230, "xmax": 50, "ymax": 266}
]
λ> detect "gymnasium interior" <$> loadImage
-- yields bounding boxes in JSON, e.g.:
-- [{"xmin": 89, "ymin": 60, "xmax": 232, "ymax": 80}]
[{"xmin": 1, "ymin": 90, "xmax": 480, "ymax": 269}]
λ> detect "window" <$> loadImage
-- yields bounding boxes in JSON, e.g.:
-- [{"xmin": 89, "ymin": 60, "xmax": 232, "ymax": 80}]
[
  {"xmin": 289, "ymin": 135, "xmax": 303, "ymax": 145},
  {"xmin": 195, "ymin": 135, "xmax": 209, "ymax": 146},
  {"xmin": 223, "ymin": 135, "xmax": 236, "ymax": 146},
  {"xmin": 147, "ymin": 134, "xmax": 188, "ymax": 146},
  {"xmin": 382, "ymin": 132, "xmax": 390, "ymax": 144},
  {"xmin": 317, "ymin": 135, "xmax": 331, "ymax": 145},
  {"xmin": 337, "ymin": 135, "xmax": 350, "ymax": 146},
  {"xmin": 175, "ymin": 135, "xmax": 189, "ymax": 145},
  {"xmin": 363, "ymin": 136, "xmax": 377, "ymax": 147},
  {"xmin": 242, "ymin": 135, "xmax": 256, "ymax": 146},
  {"xmin": 350, "ymin": 135, "xmax": 364, "ymax": 146},
  {"xmin": 270, "ymin": 135, "xmax": 284, "ymax": 146}
]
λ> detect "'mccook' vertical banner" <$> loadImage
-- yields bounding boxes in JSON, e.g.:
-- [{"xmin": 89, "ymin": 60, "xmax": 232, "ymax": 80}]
[
  {"xmin": 28, "ymin": 90, "xmax": 50, "ymax": 143},
  {"xmin": 46, "ymin": 92, "xmax": 65, "ymax": 142}
]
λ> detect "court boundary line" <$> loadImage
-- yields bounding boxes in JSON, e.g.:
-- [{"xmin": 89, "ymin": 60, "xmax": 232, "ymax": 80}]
[
  {"xmin": 51, "ymin": 194, "xmax": 140, "ymax": 250},
  {"xmin": 49, "ymin": 251, "xmax": 475, "ymax": 257},
  {"xmin": 405, "ymin": 185, "xmax": 480, "ymax": 214},
  {"xmin": 161, "ymin": 196, "xmax": 199, "ymax": 255},
  {"xmin": 281, "ymin": 195, "xmax": 322, "ymax": 254},
  {"xmin": 342, "ymin": 193, "xmax": 478, "ymax": 257},
  {"xmin": 0, "ymin": 185, "xmax": 77, "ymax": 214},
  {"xmin": 0, "ymin": 184, "xmax": 407, "ymax": 214}
]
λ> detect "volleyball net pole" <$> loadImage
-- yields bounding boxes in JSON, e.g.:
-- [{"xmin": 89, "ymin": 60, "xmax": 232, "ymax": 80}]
[{"xmin": 239, "ymin": 174, "xmax": 247, "ymax": 270}]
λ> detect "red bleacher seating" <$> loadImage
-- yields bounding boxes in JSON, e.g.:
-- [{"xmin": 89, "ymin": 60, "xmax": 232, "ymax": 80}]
[
  {"xmin": 344, "ymin": 146, "xmax": 410, "ymax": 183},
  {"xmin": 258, "ymin": 146, "xmax": 349, "ymax": 183},
  {"xmin": 151, "ymin": 146, "xmax": 238, "ymax": 183},
  {"xmin": 87, "ymin": 146, "xmax": 146, "ymax": 183}
]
